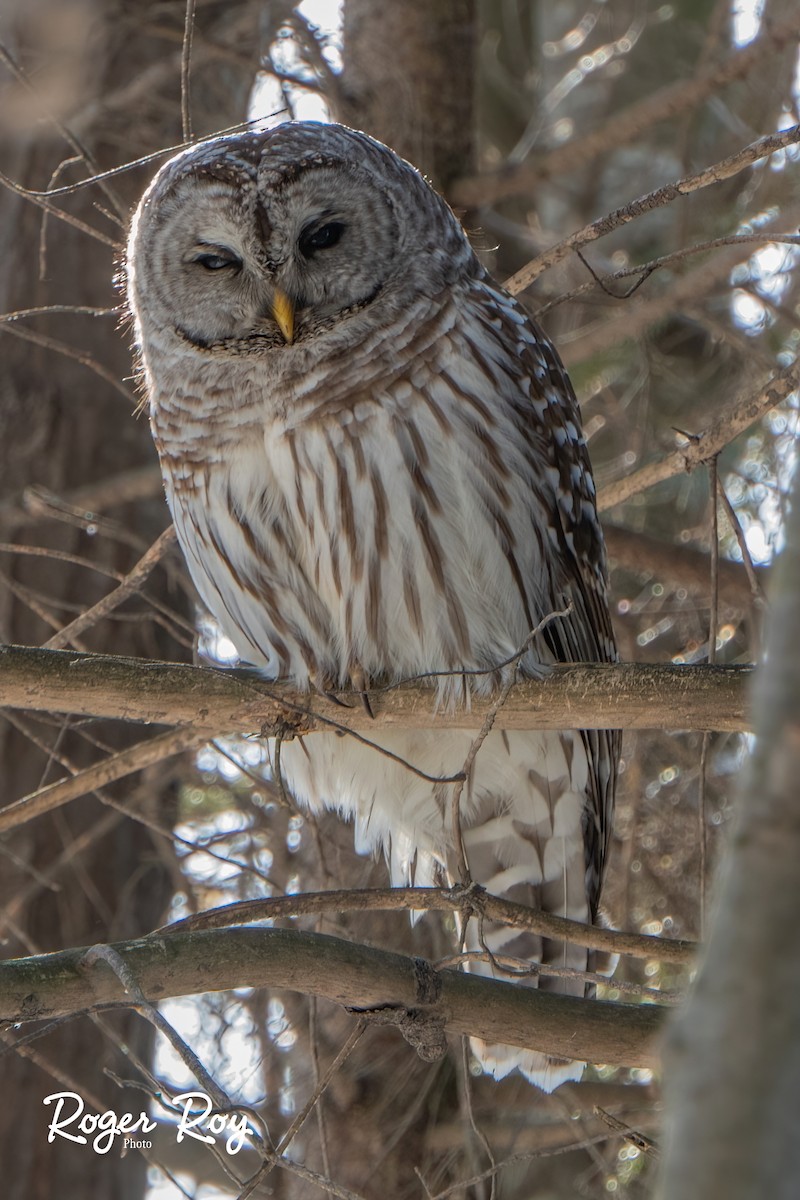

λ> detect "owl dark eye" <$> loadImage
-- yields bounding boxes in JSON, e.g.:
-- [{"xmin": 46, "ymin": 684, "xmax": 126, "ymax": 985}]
[
  {"xmin": 193, "ymin": 251, "xmax": 241, "ymax": 271},
  {"xmin": 299, "ymin": 221, "xmax": 346, "ymax": 257}
]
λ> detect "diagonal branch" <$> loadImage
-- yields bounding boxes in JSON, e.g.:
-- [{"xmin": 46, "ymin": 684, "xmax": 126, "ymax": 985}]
[
  {"xmin": 0, "ymin": 726, "xmax": 207, "ymax": 835},
  {"xmin": 43, "ymin": 527, "xmax": 177, "ymax": 650},
  {"xmin": 597, "ymin": 361, "xmax": 799, "ymax": 512},
  {"xmin": 504, "ymin": 124, "xmax": 800, "ymax": 293}
]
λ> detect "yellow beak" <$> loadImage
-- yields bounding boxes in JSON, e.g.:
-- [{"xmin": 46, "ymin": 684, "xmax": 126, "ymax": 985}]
[{"xmin": 271, "ymin": 287, "xmax": 295, "ymax": 344}]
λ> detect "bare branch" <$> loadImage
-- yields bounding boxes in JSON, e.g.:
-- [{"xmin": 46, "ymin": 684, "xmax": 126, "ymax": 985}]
[
  {"xmin": 160, "ymin": 885, "xmax": 697, "ymax": 966},
  {"xmin": 180, "ymin": 0, "xmax": 197, "ymax": 142},
  {"xmin": 0, "ymin": 322, "xmax": 134, "ymax": 402},
  {"xmin": 504, "ymin": 124, "xmax": 800, "ymax": 293},
  {"xmin": 0, "ymin": 927, "xmax": 665, "ymax": 1069},
  {"xmin": 0, "ymin": 645, "xmax": 753, "ymax": 738},
  {"xmin": 0, "ymin": 168, "xmax": 119, "ymax": 249},
  {"xmin": 535, "ymin": 232, "xmax": 800, "ymax": 318},
  {"xmin": 597, "ymin": 362, "xmax": 799, "ymax": 512},
  {"xmin": 43, "ymin": 527, "xmax": 177, "ymax": 650},
  {"xmin": 559, "ymin": 240, "xmax": 755, "ymax": 369},
  {"xmin": 0, "ymin": 726, "xmax": 207, "ymax": 835}
]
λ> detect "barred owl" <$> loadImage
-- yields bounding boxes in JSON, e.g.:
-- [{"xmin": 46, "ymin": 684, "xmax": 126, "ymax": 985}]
[{"xmin": 126, "ymin": 121, "xmax": 619, "ymax": 1092}]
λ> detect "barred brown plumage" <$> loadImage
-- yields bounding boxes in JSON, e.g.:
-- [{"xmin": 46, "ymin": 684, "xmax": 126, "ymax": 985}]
[{"xmin": 126, "ymin": 121, "xmax": 620, "ymax": 1091}]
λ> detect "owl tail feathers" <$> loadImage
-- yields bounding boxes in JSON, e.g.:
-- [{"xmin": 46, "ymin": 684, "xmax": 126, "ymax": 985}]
[{"xmin": 470, "ymin": 1038, "xmax": 585, "ymax": 1093}]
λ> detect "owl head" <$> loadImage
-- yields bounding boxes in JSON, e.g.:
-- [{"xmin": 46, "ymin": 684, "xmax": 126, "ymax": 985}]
[{"xmin": 126, "ymin": 121, "xmax": 476, "ymax": 359}]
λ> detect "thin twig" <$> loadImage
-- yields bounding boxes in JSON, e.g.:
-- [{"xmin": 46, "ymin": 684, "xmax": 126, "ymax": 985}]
[
  {"xmin": 593, "ymin": 1106, "xmax": 660, "ymax": 1158},
  {"xmin": 0, "ymin": 116, "xmax": 274, "ymax": 202},
  {"xmin": 535, "ymin": 232, "xmax": 800, "ymax": 318},
  {"xmin": 428, "ymin": 1133, "xmax": 632, "ymax": 1199},
  {"xmin": 449, "ymin": 608, "xmax": 572, "ymax": 883},
  {"xmin": 459, "ymin": 1037, "xmax": 497, "ymax": 1200},
  {"xmin": 717, "ymin": 478, "xmax": 770, "ymax": 607},
  {"xmin": 159, "ymin": 885, "xmax": 698, "ymax": 965},
  {"xmin": 0, "ymin": 169, "xmax": 119, "ymax": 249},
  {"xmin": 0, "ymin": 305, "xmax": 116, "ymax": 324},
  {"xmin": 180, "ymin": 0, "xmax": 197, "ymax": 141},
  {"xmin": 0, "ymin": 322, "xmax": 134, "ymax": 401},
  {"xmin": 708, "ymin": 457, "xmax": 721, "ymax": 666},
  {"xmin": 44, "ymin": 527, "xmax": 177, "ymax": 650},
  {"xmin": 80, "ymin": 944, "xmax": 231, "ymax": 1109},
  {"xmin": 597, "ymin": 361, "xmax": 800, "ymax": 512},
  {"xmin": 277, "ymin": 1022, "xmax": 365, "ymax": 1156},
  {"xmin": 698, "ymin": 457, "xmax": 720, "ymax": 937}
]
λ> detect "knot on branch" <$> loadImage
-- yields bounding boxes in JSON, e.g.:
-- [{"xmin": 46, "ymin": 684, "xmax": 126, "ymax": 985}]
[
  {"xmin": 262, "ymin": 712, "xmax": 308, "ymax": 741},
  {"xmin": 445, "ymin": 881, "xmax": 487, "ymax": 921},
  {"xmin": 346, "ymin": 957, "xmax": 447, "ymax": 1062}
]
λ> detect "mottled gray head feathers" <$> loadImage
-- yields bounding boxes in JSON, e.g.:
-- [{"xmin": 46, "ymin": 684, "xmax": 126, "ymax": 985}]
[{"xmin": 127, "ymin": 121, "xmax": 476, "ymax": 355}]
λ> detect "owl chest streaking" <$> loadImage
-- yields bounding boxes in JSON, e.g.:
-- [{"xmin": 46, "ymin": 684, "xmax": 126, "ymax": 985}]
[{"xmin": 127, "ymin": 121, "xmax": 619, "ymax": 1091}]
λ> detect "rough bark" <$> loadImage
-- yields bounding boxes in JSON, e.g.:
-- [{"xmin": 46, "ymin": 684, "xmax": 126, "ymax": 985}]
[
  {"xmin": 0, "ymin": 644, "xmax": 755, "ymax": 736},
  {"xmin": 1, "ymin": 927, "xmax": 665, "ymax": 1069}
]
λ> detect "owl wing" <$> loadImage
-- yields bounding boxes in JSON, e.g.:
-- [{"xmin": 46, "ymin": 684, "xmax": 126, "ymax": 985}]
[{"xmin": 474, "ymin": 278, "xmax": 620, "ymax": 912}]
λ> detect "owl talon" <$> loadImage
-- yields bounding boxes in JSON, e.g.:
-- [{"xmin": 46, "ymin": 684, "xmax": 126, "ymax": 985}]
[{"xmin": 349, "ymin": 666, "xmax": 374, "ymax": 718}]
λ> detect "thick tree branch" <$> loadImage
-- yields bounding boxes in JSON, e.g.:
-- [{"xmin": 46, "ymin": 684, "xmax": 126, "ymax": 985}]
[
  {"xmin": 0, "ymin": 644, "xmax": 751, "ymax": 736},
  {"xmin": 0, "ymin": 927, "xmax": 664, "ymax": 1069}
]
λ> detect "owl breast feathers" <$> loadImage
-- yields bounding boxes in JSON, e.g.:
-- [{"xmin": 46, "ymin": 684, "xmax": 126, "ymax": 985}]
[{"xmin": 126, "ymin": 120, "xmax": 619, "ymax": 1091}]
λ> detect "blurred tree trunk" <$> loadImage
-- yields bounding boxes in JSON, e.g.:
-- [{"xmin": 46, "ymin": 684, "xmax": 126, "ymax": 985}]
[
  {"xmin": 0, "ymin": 3, "xmax": 259, "ymax": 1196},
  {"xmin": 657, "ymin": 462, "xmax": 800, "ymax": 1199},
  {"xmin": 339, "ymin": 0, "xmax": 477, "ymax": 192}
]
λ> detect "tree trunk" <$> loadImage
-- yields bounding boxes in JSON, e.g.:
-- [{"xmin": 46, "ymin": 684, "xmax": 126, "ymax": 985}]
[
  {"xmin": 339, "ymin": 0, "xmax": 477, "ymax": 192},
  {"xmin": 657, "ymin": 460, "xmax": 800, "ymax": 1198}
]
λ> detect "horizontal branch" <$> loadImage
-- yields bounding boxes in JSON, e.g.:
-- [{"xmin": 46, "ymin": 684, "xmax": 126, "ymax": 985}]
[
  {"xmin": 162, "ymin": 885, "xmax": 698, "ymax": 965},
  {"xmin": 0, "ymin": 927, "xmax": 664, "ymax": 1069},
  {"xmin": 0, "ymin": 644, "xmax": 752, "ymax": 735}
]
